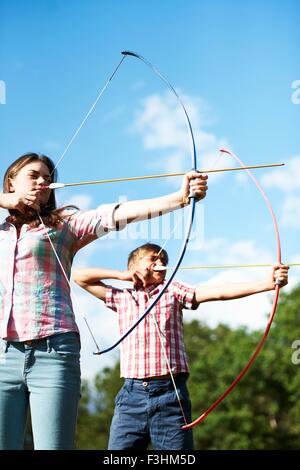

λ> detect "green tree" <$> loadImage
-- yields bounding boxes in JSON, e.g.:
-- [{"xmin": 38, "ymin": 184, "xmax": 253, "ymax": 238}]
[
  {"xmin": 76, "ymin": 363, "xmax": 122, "ymax": 449},
  {"xmin": 186, "ymin": 284, "xmax": 300, "ymax": 449}
]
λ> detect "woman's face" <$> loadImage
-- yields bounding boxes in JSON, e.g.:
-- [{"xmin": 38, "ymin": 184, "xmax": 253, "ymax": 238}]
[{"xmin": 9, "ymin": 160, "xmax": 52, "ymax": 207}]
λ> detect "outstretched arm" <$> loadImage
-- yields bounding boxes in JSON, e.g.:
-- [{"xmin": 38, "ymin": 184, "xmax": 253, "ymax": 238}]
[
  {"xmin": 193, "ymin": 264, "xmax": 289, "ymax": 307},
  {"xmin": 114, "ymin": 171, "xmax": 208, "ymax": 225}
]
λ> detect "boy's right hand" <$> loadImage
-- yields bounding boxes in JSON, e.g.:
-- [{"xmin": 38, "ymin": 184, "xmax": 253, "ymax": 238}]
[{"xmin": 130, "ymin": 268, "xmax": 151, "ymax": 289}]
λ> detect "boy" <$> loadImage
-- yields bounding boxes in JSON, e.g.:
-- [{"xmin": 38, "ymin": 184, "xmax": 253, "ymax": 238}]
[{"xmin": 73, "ymin": 243, "xmax": 289, "ymax": 450}]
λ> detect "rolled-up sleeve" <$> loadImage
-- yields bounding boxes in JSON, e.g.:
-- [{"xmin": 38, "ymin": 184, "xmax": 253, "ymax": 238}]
[
  {"xmin": 105, "ymin": 286, "xmax": 124, "ymax": 313},
  {"xmin": 66, "ymin": 203, "xmax": 125, "ymax": 251},
  {"xmin": 170, "ymin": 280, "xmax": 196, "ymax": 310}
]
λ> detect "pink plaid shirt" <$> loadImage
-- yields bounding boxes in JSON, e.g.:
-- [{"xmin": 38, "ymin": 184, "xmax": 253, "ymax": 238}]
[
  {"xmin": 0, "ymin": 204, "xmax": 120, "ymax": 341},
  {"xmin": 105, "ymin": 280, "xmax": 196, "ymax": 378}
]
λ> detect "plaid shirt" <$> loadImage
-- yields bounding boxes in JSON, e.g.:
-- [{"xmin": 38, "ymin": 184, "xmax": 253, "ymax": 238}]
[
  {"xmin": 0, "ymin": 204, "xmax": 120, "ymax": 341},
  {"xmin": 105, "ymin": 280, "xmax": 196, "ymax": 378}
]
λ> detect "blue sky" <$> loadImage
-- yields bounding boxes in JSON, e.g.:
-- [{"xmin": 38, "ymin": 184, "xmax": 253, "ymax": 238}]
[{"xmin": 1, "ymin": 0, "xmax": 299, "ymax": 378}]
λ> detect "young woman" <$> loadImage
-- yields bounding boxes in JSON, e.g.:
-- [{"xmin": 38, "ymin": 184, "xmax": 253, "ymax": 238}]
[{"xmin": 0, "ymin": 152, "xmax": 208, "ymax": 450}]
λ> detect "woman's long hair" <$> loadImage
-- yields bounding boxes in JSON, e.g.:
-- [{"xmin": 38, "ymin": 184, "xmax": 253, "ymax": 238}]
[{"xmin": 3, "ymin": 153, "xmax": 77, "ymax": 228}]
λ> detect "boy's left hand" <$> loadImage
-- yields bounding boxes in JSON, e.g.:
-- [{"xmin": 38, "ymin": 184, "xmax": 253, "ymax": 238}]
[{"xmin": 271, "ymin": 264, "xmax": 289, "ymax": 288}]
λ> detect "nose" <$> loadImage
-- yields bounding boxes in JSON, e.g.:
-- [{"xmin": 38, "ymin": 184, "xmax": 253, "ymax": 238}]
[{"xmin": 37, "ymin": 175, "xmax": 49, "ymax": 187}]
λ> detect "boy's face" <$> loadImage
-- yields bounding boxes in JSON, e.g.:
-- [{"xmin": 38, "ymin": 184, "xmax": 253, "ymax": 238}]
[{"xmin": 130, "ymin": 250, "xmax": 166, "ymax": 287}]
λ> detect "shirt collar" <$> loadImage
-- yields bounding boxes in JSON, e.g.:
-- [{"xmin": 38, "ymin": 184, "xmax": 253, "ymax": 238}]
[{"xmin": 135, "ymin": 281, "xmax": 165, "ymax": 297}]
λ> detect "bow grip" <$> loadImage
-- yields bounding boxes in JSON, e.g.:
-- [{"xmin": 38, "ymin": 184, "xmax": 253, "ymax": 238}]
[{"xmin": 188, "ymin": 169, "xmax": 201, "ymax": 200}]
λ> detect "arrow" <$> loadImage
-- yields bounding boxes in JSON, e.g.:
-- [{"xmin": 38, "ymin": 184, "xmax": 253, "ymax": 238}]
[
  {"xmin": 153, "ymin": 263, "xmax": 297, "ymax": 271},
  {"xmin": 47, "ymin": 162, "xmax": 284, "ymax": 189}
]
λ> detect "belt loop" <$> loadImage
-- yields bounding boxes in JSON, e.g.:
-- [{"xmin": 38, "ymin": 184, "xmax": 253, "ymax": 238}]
[
  {"xmin": 125, "ymin": 379, "xmax": 133, "ymax": 391},
  {"xmin": 46, "ymin": 337, "xmax": 51, "ymax": 353}
]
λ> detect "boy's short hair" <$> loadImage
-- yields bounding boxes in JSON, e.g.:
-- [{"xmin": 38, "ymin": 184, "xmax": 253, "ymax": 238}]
[{"xmin": 127, "ymin": 243, "xmax": 168, "ymax": 268}]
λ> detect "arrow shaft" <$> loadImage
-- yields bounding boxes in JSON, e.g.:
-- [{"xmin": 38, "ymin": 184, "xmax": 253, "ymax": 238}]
[
  {"xmin": 49, "ymin": 162, "xmax": 284, "ymax": 189},
  {"xmin": 154, "ymin": 263, "xmax": 297, "ymax": 271}
]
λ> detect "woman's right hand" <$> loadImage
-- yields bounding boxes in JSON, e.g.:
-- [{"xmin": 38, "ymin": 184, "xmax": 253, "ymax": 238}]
[{"xmin": 0, "ymin": 191, "xmax": 41, "ymax": 212}]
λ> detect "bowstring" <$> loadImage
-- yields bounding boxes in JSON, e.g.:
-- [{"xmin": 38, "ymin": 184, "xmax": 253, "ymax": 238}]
[
  {"xmin": 37, "ymin": 213, "xmax": 101, "ymax": 352},
  {"xmin": 50, "ymin": 54, "xmax": 126, "ymax": 177},
  {"xmin": 146, "ymin": 293, "xmax": 188, "ymax": 426}
]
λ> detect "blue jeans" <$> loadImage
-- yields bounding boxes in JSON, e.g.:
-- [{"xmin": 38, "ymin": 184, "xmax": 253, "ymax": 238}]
[
  {"xmin": 0, "ymin": 332, "xmax": 81, "ymax": 450},
  {"xmin": 108, "ymin": 375, "xmax": 194, "ymax": 450}
]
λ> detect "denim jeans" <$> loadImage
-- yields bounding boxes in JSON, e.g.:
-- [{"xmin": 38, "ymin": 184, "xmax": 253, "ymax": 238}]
[
  {"xmin": 108, "ymin": 375, "xmax": 194, "ymax": 450},
  {"xmin": 0, "ymin": 332, "xmax": 81, "ymax": 450}
]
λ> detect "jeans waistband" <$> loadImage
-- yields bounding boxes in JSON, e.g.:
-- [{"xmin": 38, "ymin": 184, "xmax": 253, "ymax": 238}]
[
  {"xmin": 124, "ymin": 373, "xmax": 189, "ymax": 390},
  {"xmin": 3, "ymin": 332, "xmax": 79, "ymax": 352}
]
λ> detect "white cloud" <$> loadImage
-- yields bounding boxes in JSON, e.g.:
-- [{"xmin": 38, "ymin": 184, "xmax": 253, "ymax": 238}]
[
  {"xmin": 131, "ymin": 90, "xmax": 230, "ymax": 181},
  {"xmin": 235, "ymin": 171, "xmax": 250, "ymax": 186},
  {"xmin": 286, "ymin": 253, "xmax": 300, "ymax": 290},
  {"xmin": 0, "ymin": 208, "xmax": 7, "ymax": 222},
  {"xmin": 281, "ymin": 195, "xmax": 300, "ymax": 229},
  {"xmin": 183, "ymin": 263, "xmax": 279, "ymax": 331},
  {"xmin": 185, "ymin": 285, "xmax": 274, "ymax": 331},
  {"xmin": 178, "ymin": 237, "xmax": 278, "ymax": 330},
  {"xmin": 72, "ymin": 285, "xmax": 120, "ymax": 380},
  {"xmin": 195, "ymin": 238, "xmax": 274, "ymax": 266},
  {"xmin": 261, "ymin": 155, "xmax": 300, "ymax": 193},
  {"xmin": 259, "ymin": 155, "xmax": 300, "ymax": 231},
  {"xmin": 57, "ymin": 193, "xmax": 93, "ymax": 210}
]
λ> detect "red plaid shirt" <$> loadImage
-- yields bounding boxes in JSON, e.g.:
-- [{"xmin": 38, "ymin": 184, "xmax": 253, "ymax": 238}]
[
  {"xmin": 105, "ymin": 280, "xmax": 196, "ymax": 378},
  {"xmin": 0, "ymin": 203, "xmax": 120, "ymax": 341}
]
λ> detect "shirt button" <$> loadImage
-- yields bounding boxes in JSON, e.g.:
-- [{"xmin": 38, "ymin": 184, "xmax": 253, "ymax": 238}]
[{"xmin": 142, "ymin": 381, "xmax": 148, "ymax": 387}]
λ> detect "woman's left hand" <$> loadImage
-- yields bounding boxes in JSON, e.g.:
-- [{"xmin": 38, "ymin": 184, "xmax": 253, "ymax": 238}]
[{"xmin": 181, "ymin": 171, "xmax": 208, "ymax": 204}]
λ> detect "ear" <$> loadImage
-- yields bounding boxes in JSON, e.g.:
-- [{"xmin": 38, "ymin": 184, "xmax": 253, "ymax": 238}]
[
  {"xmin": 128, "ymin": 262, "xmax": 135, "ymax": 271},
  {"xmin": 8, "ymin": 177, "xmax": 15, "ymax": 193}
]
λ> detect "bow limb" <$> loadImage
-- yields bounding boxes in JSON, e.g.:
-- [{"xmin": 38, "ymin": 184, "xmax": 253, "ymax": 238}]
[
  {"xmin": 182, "ymin": 147, "xmax": 282, "ymax": 430},
  {"xmin": 96, "ymin": 50, "xmax": 198, "ymax": 355}
]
